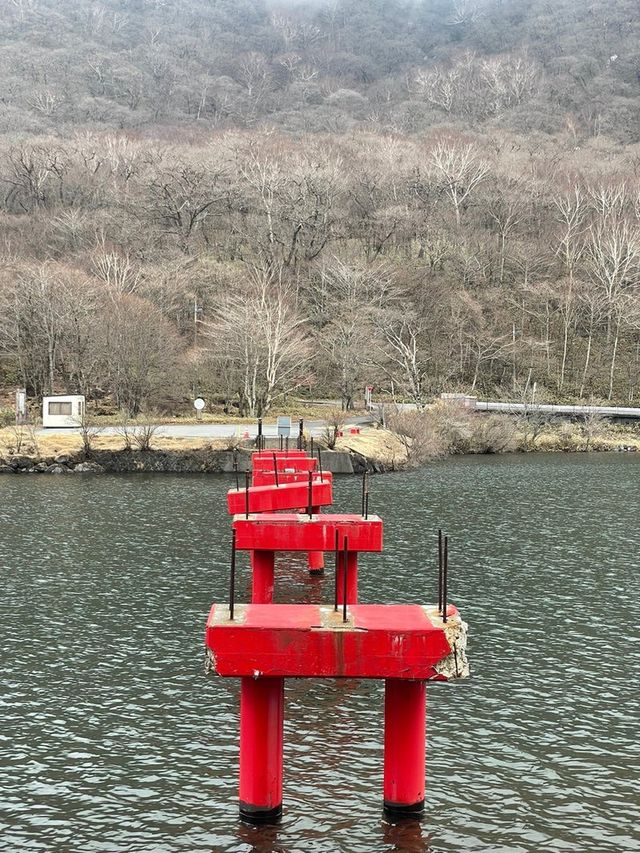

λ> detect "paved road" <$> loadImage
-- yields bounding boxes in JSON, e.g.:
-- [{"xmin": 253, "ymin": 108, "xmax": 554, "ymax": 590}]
[{"xmin": 37, "ymin": 416, "xmax": 373, "ymax": 439}]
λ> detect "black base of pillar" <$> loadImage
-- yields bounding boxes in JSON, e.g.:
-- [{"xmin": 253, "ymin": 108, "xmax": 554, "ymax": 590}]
[
  {"xmin": 308, "ymin": 569, "xmax": 324, "ymax": 576},
  {"xmin": 383, "ymin": 799, "xmax": 425, "ymax": 817},
  {"xmin": 239, "ymin": 803, "xmax": 283, "ymax": 824}
]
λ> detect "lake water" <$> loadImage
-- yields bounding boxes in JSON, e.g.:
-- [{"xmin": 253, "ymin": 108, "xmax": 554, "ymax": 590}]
[{"xmin": 1, "ymin": 454, "xmax": 639, "ymax": 852}]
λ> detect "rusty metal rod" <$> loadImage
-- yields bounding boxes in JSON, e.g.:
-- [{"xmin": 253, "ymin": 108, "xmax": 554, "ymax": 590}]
[
  {"xmin": 229, "ymin": 529, "xmax": 237, "ymax": 620},
  {"xmin": 233, "ymin": 449, "xmax": 239, "ymax": 491},
  {"xmin": 245, "ymin": 472, "xmax": 250, "ymax": 519},
  {"xmin": 317, "ymin": 448, "xmax": 323, "ymax": 481},
  {"xmin": 342, "ymin": 536, "xmax": 348, "ymax": 622},
  {"xmin": 334, "ymin": 529, "xmax": 340, "ymax": 612},
  {"xmin": 307, "ymin": 471, "xmax": 313, "ymax": 518},
  {"xmin": 272, "ymin": 452, "xmax": 279, "ymax": 487},
  {"xmin": 361, "ymin": 469, "xmax": 369, "ymax": 515},
  {"xmin": 298, "ymin": 418, "xmax": 304, "ymax": 450},
  {"xmin": 310, "ymin": 436, "xmax": 314, "ymax": 458},
  {"xmin": 442, "ymin": 535, "xmax": 448, "ymax": 623},
  {"xmin": 364, "ymin": 493, "xmax": 369, "ymax": 520},
  {"xmin": 257, "ymin": 418, "xmax": 263, "ymax": 450},
  {"xmin": 438, "ymin": 528, "xmax": 443, "ymax": 611}
]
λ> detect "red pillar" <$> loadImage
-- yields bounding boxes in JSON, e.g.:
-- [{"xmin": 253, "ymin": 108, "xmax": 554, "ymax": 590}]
[
  {"xmin": 307, "ymin": 507, "xmax": 324, "ymax": 574},
  {"xmin": 251, "ymin": 550, "xmax": 276, "ymax": 603},
  {"xmin": 383, "ymin": 679, "xmax": 426, "ymax": 815},
  {"xmin": 307, "ymin": 552, "xmax": 325, "ymax": 574},
  {"xmin": 335, "ymin": 552, "xmax": 358, "ymax": 604},
  {"xmin": 239, "ymin": 676, "xmax": 284, "ymax": 822}
]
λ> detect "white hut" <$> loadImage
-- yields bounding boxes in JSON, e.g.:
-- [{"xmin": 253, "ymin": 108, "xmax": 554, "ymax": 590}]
[{"xmin": 42, "ymin": 395, "xmax": 85, "ymax": 428}]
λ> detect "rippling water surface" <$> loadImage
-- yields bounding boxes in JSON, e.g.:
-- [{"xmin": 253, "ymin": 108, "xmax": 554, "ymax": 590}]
[{"xmin": 1, "ymin": 454, "xmax": 639, "ymax": 852}]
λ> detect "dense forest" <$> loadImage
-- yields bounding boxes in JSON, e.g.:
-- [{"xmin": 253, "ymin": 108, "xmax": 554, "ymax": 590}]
[{"xmin": 0, "ymin": 0, "xmax": 639, "ymax": 415}]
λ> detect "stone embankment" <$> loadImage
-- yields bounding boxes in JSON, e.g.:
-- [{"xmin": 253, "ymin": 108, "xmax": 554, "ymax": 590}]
[{"xmin": 0, "ymin": 447, "xmax": 387, "ymax": 475}]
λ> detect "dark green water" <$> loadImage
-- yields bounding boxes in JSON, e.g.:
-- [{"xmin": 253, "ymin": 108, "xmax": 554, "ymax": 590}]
[{"xmin": 1, "ymin": 454, "xmax": 639, "ymax": 852}]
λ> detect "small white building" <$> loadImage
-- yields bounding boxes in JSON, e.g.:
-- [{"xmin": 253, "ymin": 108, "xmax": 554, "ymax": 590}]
[{"xmin": 42, "ymin": 395, "xmax": 85, "ymax": 428}]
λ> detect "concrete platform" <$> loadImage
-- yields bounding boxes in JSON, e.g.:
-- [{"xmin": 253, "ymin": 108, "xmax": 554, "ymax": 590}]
[{"xmin": 206, "ymin": 603, "xmax": 468, "ymax": 680}]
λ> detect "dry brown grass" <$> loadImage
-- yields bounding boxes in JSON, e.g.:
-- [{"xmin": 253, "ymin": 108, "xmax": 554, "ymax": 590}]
[
  {"xmin": 0, "ymin": 428, "xmax": 230, "ymax": 459},
  {"xmin": 334, "ymin": 427, "xmax": 409, "ymax": 468}
]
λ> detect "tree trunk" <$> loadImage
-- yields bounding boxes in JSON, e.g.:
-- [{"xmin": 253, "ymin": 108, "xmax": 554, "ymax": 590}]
[{"xmin": 607, "ymin": 316, "xmax": 621, "ymax": 401}]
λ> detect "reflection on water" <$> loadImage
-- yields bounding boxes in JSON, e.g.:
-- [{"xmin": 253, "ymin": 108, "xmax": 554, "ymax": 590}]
[{"xmin": 1, "ymin": 453, "xmax": 639, "ymax": 852}]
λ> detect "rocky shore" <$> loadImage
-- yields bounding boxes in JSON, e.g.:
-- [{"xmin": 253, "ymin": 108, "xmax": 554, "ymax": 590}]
[{"xmin": 0, "ymin": 447, "xmax": 385, "ymax": 475}]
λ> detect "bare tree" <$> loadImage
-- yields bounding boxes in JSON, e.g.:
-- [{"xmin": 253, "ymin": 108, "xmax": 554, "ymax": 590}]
[
  {"xmin": 374, "ymin": 310, "xmax": 430, "ymax": 408},
  {"xmin": 429, "ymin": 139, "xmax": 490, "ymax": 227},
  {"xmin": 98, "ymin": 294, "xmax": 183, "ymax": 415},
  {"xmin": 553, "ymin": 186, "xmax": 587, "ymax": 391},
  {"xmin": 205, "ymin": 267, "xmax": 311, "ymax": 416},
  {"xmin": 586, "ymin": 219, "xmax": 640, "ymax": 399}
]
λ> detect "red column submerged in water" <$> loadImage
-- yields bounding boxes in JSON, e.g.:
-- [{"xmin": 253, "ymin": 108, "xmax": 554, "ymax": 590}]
[
  {"xmin": 383, "ymin": 679, "xmax": 426, "ymax": 814},
  {"xmin": 250, "ymin": 550, "xmax": 276, "ymax": 604},
  {"xmin": 239, "ymin": 676, "xmax": 284, "ymax": 822}
]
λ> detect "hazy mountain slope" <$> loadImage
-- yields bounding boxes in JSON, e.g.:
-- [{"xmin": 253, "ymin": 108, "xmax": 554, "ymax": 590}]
[{"xmin": 0, "ymin": 0, "xmax": 637, "ymax": 141}]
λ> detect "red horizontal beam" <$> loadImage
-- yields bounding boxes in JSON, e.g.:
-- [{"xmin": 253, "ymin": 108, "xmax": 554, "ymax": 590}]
[
  {"xmin": 252, "ymin": 457, "xmax": 317, "ymax": 474},
  {"xmin": 232, "ymin": 513, "xmax": 383, "ymax": 552},
  {"xmin": 206, "ymin": 603, "xmax": 462, "ymax": 680},
  {"xmin": 227, "ymin": 480, "xmax": 333, "ymax": 515},
  {"xmin": 252, "ymin": 470, "xmax": 333, "ymax": 488},
  {"xmin": 253, "ymin": 451, "xmax": 308, "ymax": 460}
]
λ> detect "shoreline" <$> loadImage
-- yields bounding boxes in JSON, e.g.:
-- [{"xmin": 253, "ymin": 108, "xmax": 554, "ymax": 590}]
[{"xmin": 0, "ymin": 422, "xmax": 638, "ymax": 475}]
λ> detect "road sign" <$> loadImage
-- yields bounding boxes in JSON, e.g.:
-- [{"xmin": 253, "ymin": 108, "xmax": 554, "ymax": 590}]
[
  {"xmin": 194, "ymin": 398, "xmax": 205, "ymax": 411},
  {"xmin": 277, "ymin": 416, "xmax": 291, "ymax": 437}
]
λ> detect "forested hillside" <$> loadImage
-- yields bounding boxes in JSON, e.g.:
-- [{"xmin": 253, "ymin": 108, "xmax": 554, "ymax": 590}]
[{"xmin": 0, "ymin": 0, "xmax": 639, "ymax": 415}]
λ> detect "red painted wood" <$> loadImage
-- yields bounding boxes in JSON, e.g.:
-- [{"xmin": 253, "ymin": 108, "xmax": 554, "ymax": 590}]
[
  {"xmin": 205, "ymin": 604, "xmax": 454, "ymax": 679},
  {"xmin": 383, "ymin": 679, "xmax": 426, "ymax": 812},
  {"xmin": 232, "ymin": 514, "xmax": 383, "ymax": 553},
  {"xmin": 239, "ymin": 676, "xmax": 284, "ymax": 819},
  {"xmin": 227, "ymin": 480, "xmax": 333, "ymax": 515}
]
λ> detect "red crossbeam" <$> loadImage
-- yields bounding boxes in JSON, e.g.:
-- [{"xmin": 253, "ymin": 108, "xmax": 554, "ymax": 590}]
[
  {"xmin": 206, "ymin": 603, "xmax": 459, "ymax": 680},
  {"xmin": 227, "ymin": 480, "xmax": 333, "ymax": 515},
  {"xmin": 252, "ymin": 457, "xmax": 317, "ymax": 474},
  {"xmin": 252, "ymin": 470, "xmax": 333, "ymax": 487},
  {"xmin": 233, "ymin": 513, "xmax": 383, "ymax": 552},
  {"xmin": 253, "ymin": 451, "xmax": 308, "ymax": 460}
]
